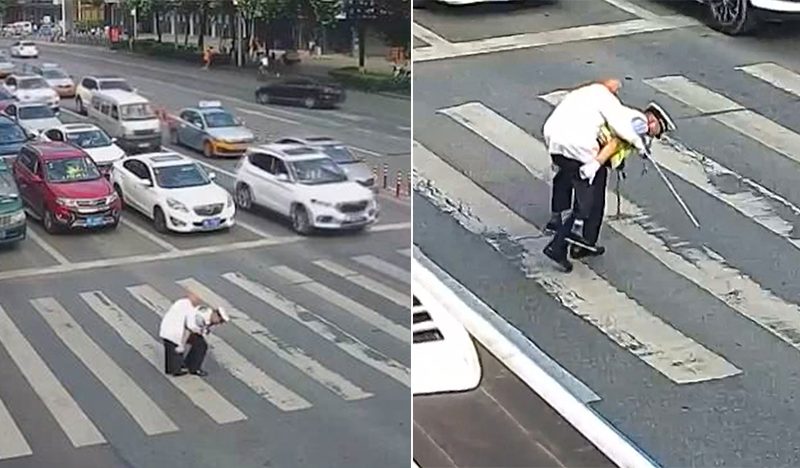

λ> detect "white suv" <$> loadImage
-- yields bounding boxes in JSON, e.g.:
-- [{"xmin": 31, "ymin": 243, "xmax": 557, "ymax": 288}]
[{"xmin": 234, "ymin": 144, "xmax": 378, "ymax": 234}]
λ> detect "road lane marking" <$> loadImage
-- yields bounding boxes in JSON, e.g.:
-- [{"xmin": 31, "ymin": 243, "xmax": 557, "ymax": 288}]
[
  {"xmin": 398, "ymin": 126, "xmax": 411, "ymax": 132},
  {"xmin": 0, "ymin": 396, "xmax": 31, "ymax": 460},
  {"xmin": 415, "ymin": 136, "xmax": 742, "ymax": 384},
  {"xmin": 0, "ymin": 236, "xmax": 298, "ymax": 282},
  {"xmin": 413, "ymin": 15, "xmax": 699, "ymax": 63},
  {"xmin": 330, "ymin": 111, "xmax": 366, "ymax": 122},
  {"xmin": 30, "ymin": 298, "xmax": 179, "ymax": 435},
  {"xmin": 645, "ymin": 75, "xmax": 800, "ymax": 166},
  {"xmin": 0, "ymin": 305, "xmax": 107, "ymax": 447},
  {"xmin": 413, "ymin": 23, "xmax": 454, "ymax": 49},
  {"xmin": 221, "ymin": 273, "xmax": 410, "ymax": 386},
  {"xmin": 26, "ymin": 227, "xmax": 71, "ymax": 265},
  {"xmin": 79, "ymin": 291, "xmax": 247, "ymax": 424},
  {"xmin": 736, "ymin": 62, "xmax": 800, "ymax": 97},
  {"xmin": 398, "ymin": 248, "xmax": 411, "ymax": 257},
  {"xmin": 127, "ymin": 285, "xmax": 313, "ymax": 411},
  {"xmin": 601, "ymin": 0, "xmax": 661, "ymax": 19},
  {"xmin": 351, "ymin": 146, "xmax": 383, "ymax": 157},
  {"xmin": 120, "ymin": 218, "xmax": 179, "ymax": 252},
  {"xmin": 272, "ymin": 265, "xmax": 409, "ymax": 342},
  {"xmin": 313, "ymin": 259, "xmax": 409, "ymax": 307},
  {"xmin": 371, "ymin": 221, "xmax": 411, "ymax": 232},
  {"xmin": 174, "ymin": 278, "xmax": 372, "ymax": 401},
  {"xmin": 351, "ymin": 255, "xmax": 410, "ymax": 284},
  {"xmin": 234, "ymin": 219, "xmax": 277, "ymax": 239},
  {"xmin": 235, "ymin": 107, "xmax": 300, "ymax": 125}
]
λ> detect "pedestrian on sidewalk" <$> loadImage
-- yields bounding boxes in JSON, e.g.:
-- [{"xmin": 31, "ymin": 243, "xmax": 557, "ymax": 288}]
[
  {"xmin": 159, "ymin": 291, "xmax": 230, "ymax": 377},
  {"xmin": 202, "ymin": 46, "xmax": 214, "ymax": 70}
]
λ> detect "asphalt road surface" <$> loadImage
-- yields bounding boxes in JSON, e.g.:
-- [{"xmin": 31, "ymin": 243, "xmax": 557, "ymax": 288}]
[
  {"xmin": 0, "ymin": 41, "xmax": 410, "ymax": 468},
  {"xmin": 414, "ymin": 0, "xmax": 800, "ymax": 467}
]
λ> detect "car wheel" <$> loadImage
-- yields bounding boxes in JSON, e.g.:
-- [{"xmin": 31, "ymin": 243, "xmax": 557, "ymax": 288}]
[
  {"xmin": 235, "ymin": 183, "xmax": 253, "ymax": 210},
  {"xmin": 256, "ymin": 91, "xmax": 270, "ymax": 105},
  {"xmin": 304, "ymin": 97, "xmax": 317, "ymax": 109},
  {"xmin": 203, "ymin": 140, "xmax": 214, "ymax": 158},
  {"xmin": 43, "ymin": 209, "xmax": 59, "ymax": 234},
  {"xmin": 291, "ymin": 204, "xmax": 312, "ymax": 235},
  {"xmin": 706, "ymin": 0, "xmax": 761, "ymax": 35},
  {"xmin": 153, "ymin": 207, "xmax": 168, "ymax": 233},
  {"xmin": 76, "ymin": 96, "xmax": 85, "ymax": 114},
  {"xmin": 114, "ymin": 184, "xmax": 125, "ymax": 208}
]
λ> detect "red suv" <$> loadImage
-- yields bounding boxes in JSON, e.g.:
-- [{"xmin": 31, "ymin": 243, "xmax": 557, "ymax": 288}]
[{"xmin": 13, "ymin": 142, "xmax": 121, "ymax": 233}]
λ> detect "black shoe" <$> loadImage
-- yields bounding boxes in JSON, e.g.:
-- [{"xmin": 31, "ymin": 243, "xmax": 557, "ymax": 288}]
[
  {"xmin": 170, "ymin": 370, "xmax": 188, "ymax": 377},
  {"xmin": 545, "ymin": 216, "xmax": 561, "ymax": 233},
  {"xmin": 190, "ymin": 369, "xmax": 209, "ymax": 377},
  {"xmin": 565, "ymin": 231, "xmax": 598, "ymax": 252},
  {"xmin": 543, "ymin": 243, "xmax": 573, "ymax": 273},
  {"xmin": 571, "ymin": 245, "xmax": 606, "ymax": 259}
]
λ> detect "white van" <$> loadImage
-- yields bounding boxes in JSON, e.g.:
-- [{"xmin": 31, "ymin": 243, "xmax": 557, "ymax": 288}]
[{"xmin": 88, "ymin": 90, "xmax": 161, "ymax": 154}]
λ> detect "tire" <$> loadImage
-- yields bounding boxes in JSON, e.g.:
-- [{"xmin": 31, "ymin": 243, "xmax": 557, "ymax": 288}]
[
  {"xmin": 76, "ymin": 96, "xmax": 85, "ymax": 114},
  {"xmin": 235, "ymin": 183, "xmax": 253, "ymax": 210},
  {"xmin": 291, "ymin": 204, "xmax": 312, "ymax": 235},
  {"xmin": 153, "ymin": 207, "xmax": 168, "ymax": 233},
  {"xmin": 114, "ymin": 184, "xmax": 125, "ymax": 208},
  {"xmin": 256, "ymin": 91, "xmax": 270, "ymax": 105},
  {"xmin": 43, "ymin": 209, "xmax": 59, "ymax": 234},
  {"xmin": 706, "ymin": 0, "xmax": 761, "ymax": 35},
  {"xmin": 203, "ymin": 140, "xmax": 214, "ymax": 158},
  {"xmin": 303, "ymin": 97, "xmax": 317, "ymax": 109}
]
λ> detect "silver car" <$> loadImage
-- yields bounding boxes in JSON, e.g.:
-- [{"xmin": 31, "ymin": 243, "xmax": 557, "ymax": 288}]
[
  {"xmin": 274, "ymin": 136, "xmax": 376, "ymax": 191},
  {"xmin": 0, "ymin": 52, "xmax": 14, "ymax": 79}
]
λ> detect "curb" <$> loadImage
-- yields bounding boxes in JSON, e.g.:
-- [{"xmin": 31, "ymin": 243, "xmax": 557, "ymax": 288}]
[{"xmin": 412, "ymin": 247, "xmax": 660, "ymax": 468}]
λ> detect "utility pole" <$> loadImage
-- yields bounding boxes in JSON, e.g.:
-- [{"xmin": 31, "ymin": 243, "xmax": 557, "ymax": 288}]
[{"xmin": 232, "ymin": 0, "xmax": 242, "ymax": 67}]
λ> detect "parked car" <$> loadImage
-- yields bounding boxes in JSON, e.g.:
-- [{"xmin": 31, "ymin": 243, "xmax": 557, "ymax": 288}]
[
  {"xmin": 43, "ymin": 123, "xmax": 125, "ymax": 174},
  {"xmin": 4, "ymin": 102, "xmax": 62, "ymax": 135},
  {"xmin": 274, "ymin": 136, "xmax": 375, "ymax": 191},
  {"xmin": 10, "ymin": 41, "xmax": 37, "ymax": 58},
  {"xmin": 111, "ymin": 151, "xmax": 234, "ymax": 233},
  {"xmin": 0, "ymin": 115, "xmax": 33, "ymax": 158},
  {"xmin": 234, "ymin": 143, "xmax": 378, "ymax": 234},
  {"xmin": 32, "ymin": 63, "xmax": 76, "ymax": 98},
  {"xmin": 87, "ymin": 90, "xmax": 161, "ymax": 154},
  {"xmin": 0, "ymin": 157, "xmax": 26, "ymax": 246},
  {"xmin": 255, "ymin": 78, "xmax": 345, "ymax": 109},
  {"xmin": 3, "ymin": 74, "xmax": 60, "ymax": 110},
  {"xmin": 0, "ymin": 52, "xmax": 15, "ymax": 79},
  {"xmin": 0, "ymin": 87, "xmax": 17, "ymax": 113},
  {"xmin": 12, "ymin": 142, "xmax": 121, "ymax": 233},
  {"xmin": 170, "ymin": 100, "xmax": 255, "ymax": 158},
  {"xmin": 75, "ymin": 75, "xmax": 135, "ymax": 115},
  {"xmin": 699, "ymin": 0, "xmax": 800, "ymax": 35}
]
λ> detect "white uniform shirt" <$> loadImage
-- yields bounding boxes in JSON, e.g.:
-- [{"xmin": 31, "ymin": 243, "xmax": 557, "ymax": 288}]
[
  {"xmin": 159, "ymin": 299, "xmax": 213, "ymax": 351},
  {"xmin": 543, "ymin": 83, "xmax": 646, "ymax": 164}
]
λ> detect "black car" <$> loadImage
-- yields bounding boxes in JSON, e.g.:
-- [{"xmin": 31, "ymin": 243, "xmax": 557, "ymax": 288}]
[{"xmin": 255, "ymin": 78, "xmax": 345, "ymax": 109}]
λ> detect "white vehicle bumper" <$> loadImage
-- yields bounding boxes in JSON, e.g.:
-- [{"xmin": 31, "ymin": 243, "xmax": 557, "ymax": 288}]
[
  {"xmin": 165, "ymin": 203, "xmax": 236, "ymax": 233},
  {"xmin": 308, "ymin": 201, "xmax": 379, "ymax": 230},
  {"xmin": 751, "ymin": 0, "xmax": 800, "ymax": 13}
]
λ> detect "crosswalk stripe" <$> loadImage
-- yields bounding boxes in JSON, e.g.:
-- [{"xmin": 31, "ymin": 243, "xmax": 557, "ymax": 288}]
[
  {"xmin": 79, "ymin": 292, "xmax": 247, "ymax": 424},
  {"xmin": 351, "ymin": 255, "xmax": 410, "ymax": 285},
  {"xmin": 220, "ymin": 273, "xmax": 411, "ymax": 386},
  {"xmin": 0, "ymin": 305, "xmax": 106, "ymax": 447},
  {"xmin": 126, "ymin": 285, "xmax": 313, "ymax": 412},
  {"xmin": 312, "ymin": 259, "xmax": 409, "ymax": 307},
  {"xmin": 272, "ymin": 265, "xmax": 409, "ymax": 342},
  {"xmin": 644, "ymin": 75, "xmax": 800, "ymax": 166},
  {"xmin": 30, "ymin": 298, "xmax": 179, "ymax": 435},
  {"xmin": 398, "ymin": 248, "xmax": 411, "ymax": 258},
  {"xmin": 173, "ymin": 278, "xmax": 373, "ymax": 401},
  {"xmin": 736, "ymin": 62, "xmax": 800, "ymax": 97},
  {"xmin": 417, "ymin": 127, "xmax": 741, "ymax": 383},
  {"xmin": 0, "ymin": 396, "xmax": 32, "ymax": 460}
]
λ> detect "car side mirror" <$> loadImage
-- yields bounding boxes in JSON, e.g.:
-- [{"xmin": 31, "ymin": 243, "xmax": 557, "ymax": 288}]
[
  {"xmin": 110, "ymin": 137, "xmax": 118, "ymax": 143},
  {"xmin": 29, "ymin": 173, "xmax": 41, "ymax": 183},
  {"xmin": 26, "ymin": 131, "xmax": 36, "ymax": 140},
  {"xmin": 208, "ymin": 172, "xmax": 216, "ymax": 181},
  {"xmin": 276, "ymin": 173, "xmax": 290, "ymax": 182},
  {"xmin": 139, "ymin": 178, "xmax": 153, "ymax": 187}
]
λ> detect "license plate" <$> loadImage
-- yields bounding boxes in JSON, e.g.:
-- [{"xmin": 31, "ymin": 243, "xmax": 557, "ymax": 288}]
[
  {"xmin": 86, "ymin": 216, "xmax": 104, "ymax": 227},
  {"xmin": 202, "ymin": 218, "xmax": 221, "ymax": 229},
  {"xmin": 345, "ymin": 215, "xmax": 366, "ymax": 223},
  {"xmin": 138, "ymin": 142, "xmax": 149, "ymax": 148}
]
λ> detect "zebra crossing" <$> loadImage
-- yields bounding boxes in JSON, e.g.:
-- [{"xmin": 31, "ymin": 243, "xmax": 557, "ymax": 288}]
[
  {"xmin": 415, "ymin": 61, "xmax": 800, "ymax": 388},
  {"xmin": 0, "ymin": 249, "xmax": 410, "ymax": 461}
]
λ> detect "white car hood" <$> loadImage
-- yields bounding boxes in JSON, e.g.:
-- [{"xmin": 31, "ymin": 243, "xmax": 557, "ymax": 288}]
[
  {"xmin": 47, "ymin": 78, "xmax": 73, "ymax": 87},
  {"xmin": 21, "ymin": 117, "xmax": 61, "ymax": 132},
  {"xmin": 163, "ymin": 183, "xmax": 229, "ymax": 208},
  {"xmin": 300, "ymin": 181, "xmax": 375, "ymax": 204},
  {"xmin": 84, "ymin": 144, "xmax": 125, "ymax": 165},
  {"xmin": 15, "ymin": 88, "xmax": 57, "ymax": 101}
]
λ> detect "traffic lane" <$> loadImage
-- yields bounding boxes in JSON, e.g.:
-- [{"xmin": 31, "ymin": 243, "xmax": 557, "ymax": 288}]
[
  {"xmin": 12, "ymin": 40, "xmax": 410, "ymax": 136},
  {"xmin": 415, "ymin": 0, "xmax": 634, "ymax": 42},
  {"xmin": 0, "ymin": 236, "xmax": 59, "ymax": 271},
  {"xmin": 414, "ymin": 341, "xmax": 613, "ymax": 468}
]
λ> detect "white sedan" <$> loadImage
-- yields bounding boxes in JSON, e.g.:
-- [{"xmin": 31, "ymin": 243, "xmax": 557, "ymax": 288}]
[
  {"xmin": 111, "ymin": 152, "xmax": 234, "ymax": 233},
  {"xmin": 3, "ymin": 102, "xmax": 61, "ymax": 134},
  {"xmin": 10, "ymin": 41, "xmax": 37, "ymax": 58},
  {"xmin": 42, "ymin": 123, "xmax": 125, "ymax": 173},
  {"xmin": 3, "ymin": 75, "xmax": 60, "ymax": 110},
  {"xmin": 697, "ymin": 0, "xmax": 800, "ymax": 35}
]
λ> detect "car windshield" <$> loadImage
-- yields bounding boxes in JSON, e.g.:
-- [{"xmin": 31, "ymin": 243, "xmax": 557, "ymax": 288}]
[
  {"xmin": 204, "ymin": 111, "xmax": 237, "ymax": 128},
  {"xmin": 154, "ymin": 163, "xmax": 210, "ymax": 189},
  {"xmin": 18, "ymin": 78, "xmax": 47, "ymax": 90},
  {"xmin": 290, "ymin": 157, "xmax": 347, "ymax": 185},
  {"xmin": 120, "ymin": 103, "xmax": 155, "ymax": 121},
  {"xmin": 41, "ymin": 69, "xmax": 68, "ymax": 80},
  {"xmin": 20, "ymin": 42, "xmax": 34, "ymax": 47},
  {"xmin": 66, "ymin": 129, "xmax": 112, "ymax": 149},
  {"xmin": 0, "ymin": 124, "xmax": 27, "ymax": 144},
  {"xmin": 99, "ymin": 80, "xmax": 132, "ymax": 92},
  {"xmin": 0, "ymin": 158, "xmax": 7, "ymax": 171},
  {"xmin": 19, "ymin": 106, "xmax": 54, "ymax": 119},
  {"xmin": 321, "ymin": 145, "xmax": 357, "ymax": 164},
  {"xmin": 45, "ymin": 157, "xmax": 101, "ymax": 183}
]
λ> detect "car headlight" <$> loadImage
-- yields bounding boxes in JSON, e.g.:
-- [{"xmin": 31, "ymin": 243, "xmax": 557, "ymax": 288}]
[
  {"xmin": 56, "ymin": 197, "xmax": 79, "ymax": 207},
  {"xmin": 226, "ymin": 194, "xmax": 233, "ymax": 208},
  {"xmin": 166, "ymin": 198, "xmax": 188, "ymax": 212},
  {"xmin": 107, "ymin": 192, "xmax": 119, "ymax": 204},
  {"xmin": 9, "ymin": 210, "xmax": 25, "ymax": 224},
  {"xmin": 310, "ymin": 199, "xmax": 333, "ymax": 207}
]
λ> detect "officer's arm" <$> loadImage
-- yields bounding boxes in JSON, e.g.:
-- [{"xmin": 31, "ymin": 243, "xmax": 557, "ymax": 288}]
[
  {"xmin": 597, "ymin": 95, "xmax": 645, "ymax": 150},
  {"xmin": 595, "ymin": 137, "xmax": 620, "ymax": 166}
]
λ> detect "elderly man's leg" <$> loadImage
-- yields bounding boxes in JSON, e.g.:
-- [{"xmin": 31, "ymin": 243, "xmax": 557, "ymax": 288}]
[
  {"xmin": 184, "ymin": 333, "xmax": 209, "ymax": 376},
  {"xmin": 163, "ymin": 339, "xmax": 186, "ymax": 376}
]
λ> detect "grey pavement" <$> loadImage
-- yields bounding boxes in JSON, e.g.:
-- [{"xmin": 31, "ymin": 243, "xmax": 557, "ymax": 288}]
[{"xmin": 414, "ymin": 0, "xmax": 800, "ymax": 467}]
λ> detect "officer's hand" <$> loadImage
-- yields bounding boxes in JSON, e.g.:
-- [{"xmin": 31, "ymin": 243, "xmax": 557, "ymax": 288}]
[{"xmin": 580, "ymin": 160, "xmax": 601, "ymax": 184}]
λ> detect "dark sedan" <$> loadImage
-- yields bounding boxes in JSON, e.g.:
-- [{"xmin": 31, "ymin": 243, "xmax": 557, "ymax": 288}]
[{"xmin": 255, "ymin": 78, "xmax": 346, "ymax": 109}]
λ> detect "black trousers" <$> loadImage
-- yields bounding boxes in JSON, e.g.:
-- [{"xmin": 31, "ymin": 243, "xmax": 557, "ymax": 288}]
[
  {"xmin": 163, "ymin": 333, "xmax": 208, "ymax": 375},
  {"xmin": 550, "ymin": 154, "xmax": 608, "ymax": 251}
]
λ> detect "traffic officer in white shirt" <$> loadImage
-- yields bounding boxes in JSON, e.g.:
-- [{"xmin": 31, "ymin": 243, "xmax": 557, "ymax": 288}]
[{"xmin": 159, "ymin": 292, "xmax": 229, "ymax": 377}]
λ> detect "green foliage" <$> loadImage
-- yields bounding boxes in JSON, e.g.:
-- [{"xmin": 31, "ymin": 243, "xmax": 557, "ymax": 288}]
[{"xmin": 328, "ymin": 66, "xmax": 409, "ymax": 94}]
